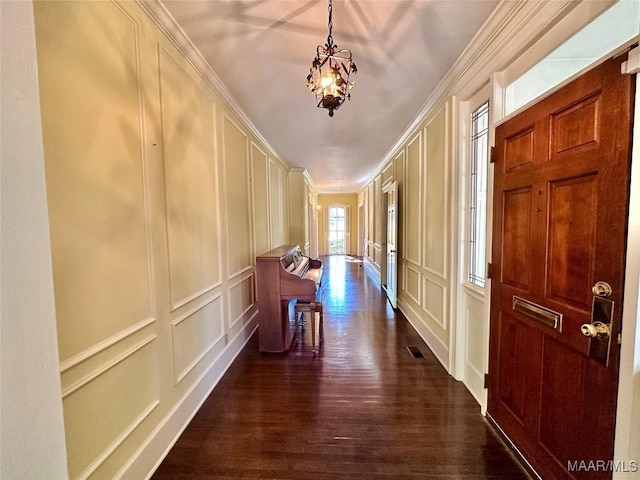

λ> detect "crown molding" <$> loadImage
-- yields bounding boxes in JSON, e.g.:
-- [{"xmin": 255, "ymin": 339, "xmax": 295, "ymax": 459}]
[
  {"xmin": 136, "ymin": 0, "xmax": 290, "ymax": 170},
  {"xmin": 362, "ymin": 0, "xmax": 577, "ymax": 191}
]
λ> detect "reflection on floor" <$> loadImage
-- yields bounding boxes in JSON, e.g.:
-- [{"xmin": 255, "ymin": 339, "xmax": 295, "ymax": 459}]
[{"xmin": 153, "ymin": 255, "xmax": 529, "ymax": 479}]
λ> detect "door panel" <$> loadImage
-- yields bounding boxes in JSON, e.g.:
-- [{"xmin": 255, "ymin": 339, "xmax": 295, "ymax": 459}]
[
  {"xmin": 488, "ymin": 54, "xmax": 634, "ymax": 479},
  {"xmin": 502, "ymin": 187, "xmax": 533, "ymax": 290},
  {"xmin": 547, "ymin": 175, "xmax": 597, "ymax": 309}
]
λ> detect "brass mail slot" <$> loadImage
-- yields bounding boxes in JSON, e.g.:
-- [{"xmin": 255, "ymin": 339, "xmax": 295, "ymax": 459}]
[{"xmin": 512, "ymin": 296, "xmax": 562, "ymax": 331}]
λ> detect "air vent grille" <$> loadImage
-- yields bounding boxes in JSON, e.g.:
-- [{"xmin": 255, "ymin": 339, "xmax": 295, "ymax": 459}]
[{"xmin": 406, "ymin": 346, "xmax": 424, "ymax": 359}]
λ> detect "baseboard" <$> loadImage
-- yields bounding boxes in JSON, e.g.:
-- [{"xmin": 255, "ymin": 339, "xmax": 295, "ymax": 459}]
[
  {"xmin": 463, "ymin": 361, "xmax": 487, "ymax": 411},
  {"xmin": 363, "ymin": 257, "xmax": 381, "ymax": 283},
  {"xmin": 397, "ymin": 298, "xmax": 450, "ymax": 371},
  {"xmin": 115, "ymin": 319, "xmax": 258, "ymax": 480}
]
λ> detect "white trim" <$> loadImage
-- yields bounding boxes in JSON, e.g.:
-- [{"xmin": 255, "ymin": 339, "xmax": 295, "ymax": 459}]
[
  {"xmin": 170, "ymin": 293, "xmax": 225, "ymax": 384},
  {"xmin": 451, "ymin": 85, "xmax": 491, "ymax": 406},
  {"xmin": 136, "ymin": 0, "xmax": 290, "ymax": 169},
  {"xmin": 613, "ymin": 73, "xmax": 640, "ymax": 480},
  {"xmin": 60, "ymin": 317, "xmax": 156, "ymax": 373},
  {"xmin": 398, "ymin": 298, "xmax": 449, "ymax": 371},
  {"xmin": 362, "ymin": 1, "xmax": 576, "ymax": 189},
  {"xmin": 117, "ymin": 321, "xmax": 258, "ymax": 480}
]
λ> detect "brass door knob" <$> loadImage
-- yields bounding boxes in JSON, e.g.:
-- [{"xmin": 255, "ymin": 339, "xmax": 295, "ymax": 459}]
[{"xmin": 581, "ymin": 321, "xmax": 610, "ymax": 338}]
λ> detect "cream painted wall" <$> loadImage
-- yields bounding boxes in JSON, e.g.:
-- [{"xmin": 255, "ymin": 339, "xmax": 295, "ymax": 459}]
[
  {"xmin": 31, "ymin": 2, "xmax": 290, "ymax": 478},
  {"xmin": 318, "ymin": 194, "xmax": 358, "ymax": 256},
  {"xmin": 365, "ymin": 103, "xmax": 452, "ymax": 366}
]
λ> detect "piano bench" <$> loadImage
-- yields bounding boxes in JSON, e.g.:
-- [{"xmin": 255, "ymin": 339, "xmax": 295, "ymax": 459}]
[{"xmin": 294, "ymin": 301, "xmax": 323, "ymax": 356}]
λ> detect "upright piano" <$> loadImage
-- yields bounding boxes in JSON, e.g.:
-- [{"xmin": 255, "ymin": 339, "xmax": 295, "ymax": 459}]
[{"xmin": 256, "ymin": 245, "xmax": 323, "ymax": 352}]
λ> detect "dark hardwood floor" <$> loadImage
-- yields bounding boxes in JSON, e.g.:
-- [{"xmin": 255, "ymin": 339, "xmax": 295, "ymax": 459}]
[{"xmin": 152, "ymin": 255, "xmax": 529, "ymax": 479}]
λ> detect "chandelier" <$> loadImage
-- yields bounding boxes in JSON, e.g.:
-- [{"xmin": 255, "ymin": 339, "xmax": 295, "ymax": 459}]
[{"xmin": 305, "ymin": 0, "xmax": 357, "ymax": 117}]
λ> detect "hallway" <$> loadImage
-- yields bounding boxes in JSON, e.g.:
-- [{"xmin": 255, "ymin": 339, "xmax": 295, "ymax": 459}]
[{"xmin": 152, "ymin": 255, "xmax": 529, "ymax": 479}]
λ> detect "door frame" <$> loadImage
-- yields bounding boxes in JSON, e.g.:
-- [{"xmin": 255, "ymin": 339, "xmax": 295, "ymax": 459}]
[
  {"xmin": 614, "ymin": 73, "xmax": 640, "ymax": 472},
  {"xmin": 451, "ymin": 84, "xmax": 494, "ymax": 412},
  {"xmin": 382, "ymin": 181, "xmax": 398, "ymax": 308}
]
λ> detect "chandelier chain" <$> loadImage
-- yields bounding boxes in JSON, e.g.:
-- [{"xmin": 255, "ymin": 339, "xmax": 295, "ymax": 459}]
[{"xmin": 327, "ymin": 0, "xmax": 333, "ymax": 47}]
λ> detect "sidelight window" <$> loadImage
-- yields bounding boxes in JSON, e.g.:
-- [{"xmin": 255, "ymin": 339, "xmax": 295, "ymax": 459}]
[{"xmin": 468, "ymin": 101, "xmax": 489, "ymax": 288}]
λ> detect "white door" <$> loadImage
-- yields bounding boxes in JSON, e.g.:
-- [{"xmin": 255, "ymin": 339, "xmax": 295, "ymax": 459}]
[{"xmin": 384, "ymin": 182, "xmax": 398, "ymax": 308}]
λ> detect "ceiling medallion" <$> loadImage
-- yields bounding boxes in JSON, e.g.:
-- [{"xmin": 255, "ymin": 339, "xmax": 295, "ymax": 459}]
[{"xmin": 305, "ymin": 0, "xmax": 357, "ymax": 117}]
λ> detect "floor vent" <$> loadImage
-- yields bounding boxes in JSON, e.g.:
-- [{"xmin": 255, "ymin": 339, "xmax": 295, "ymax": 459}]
[{"xmin": 406, "ymin": 346, "xmax": 424, "ymax": 359}]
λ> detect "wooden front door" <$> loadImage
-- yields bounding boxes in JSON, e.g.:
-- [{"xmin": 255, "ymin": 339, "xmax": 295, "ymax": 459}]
[{"xmin": 488, "ymin": 54, "xmax": 635, "ymax": 479}]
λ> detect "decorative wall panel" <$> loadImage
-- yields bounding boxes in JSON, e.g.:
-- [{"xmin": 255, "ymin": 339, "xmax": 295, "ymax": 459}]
[
  {"xmin": 382, "ymin": 162, "xmax": 394, "ymax": 185},
  {"xmin": 269, "ymin": 159, "xmax": 284, "ymax": 248},
  {"xmin": 159, "ymin": 49, "xmax": 221, "ymax": 310},
  {"xmin": 171, "ymin": 295, "xmax": 225, "ymax": 383},
  {"xmin": 404, "ymin": 133, "xmax": 422, "ymax": 266},
  {"xmin": 36, "ymin": 0, "xmax": 153, "ymax": 362},
  {"xmin": 374, "ymin": 175, "xmax": 382, "ymax": 246},
  {"xmin": 423, "ymin": 277, "xmax": 446, "ymax": 329},
  {"xmin": 223, "ymin": 115, "xmax": 252, "ymax": 276},
  {"xmin": 394, "ymin": 151, "xmax": 405, "ymax": 267},
  {"xmin": 228, "ymin": 274, "xmax": 255, "ymax": 329},
  {"xmin": 465, "ymin": 304, "xmax": 486, "ymax": 376},
  {"xmin": 424, "ymin": 109, "xmax": 447, "ymax": 277},
  {"xmin": 405, "ymin": 265, "xmax": 421, "ymax": 304},
  {"xmin": 62, "ymin": 338, "xmax": 158, "ymax": 479},
  {"xmin": 251, "ymin": 144, "xmax": 270, "ymax": 256}
]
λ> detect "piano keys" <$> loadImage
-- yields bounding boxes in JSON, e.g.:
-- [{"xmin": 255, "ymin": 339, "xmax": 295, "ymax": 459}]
[{"xmin": 256, "ymin": 244, "xmax": 323, "ymax": 352}]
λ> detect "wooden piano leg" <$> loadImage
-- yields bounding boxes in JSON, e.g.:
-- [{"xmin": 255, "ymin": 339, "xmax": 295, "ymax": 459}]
[
  {"xmin": 294, "ymin": 301, "xmax": 323, "ymax": 356},
  {"xmin": 311, "ymin": 307, "xmax": 316, "ymax": 356}
]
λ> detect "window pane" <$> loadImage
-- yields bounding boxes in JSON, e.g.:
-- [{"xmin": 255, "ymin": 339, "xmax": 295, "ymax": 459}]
[
  {"xmin": 505, "ymin": 1, "xmax": 639, "ymax": 115},
  {"xmin": 328, "ymin": 206, "xmax": 347, "ymax": 254},
  {"xmin": 469, "ymin": 101, "xmax": 489, "ymax": 287}
]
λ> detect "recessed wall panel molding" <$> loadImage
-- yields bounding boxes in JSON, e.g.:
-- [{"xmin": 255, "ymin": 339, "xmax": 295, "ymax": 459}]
[
  {"xmin": 405, "ymin": 264, "xmax": 421, "ymax": 305},
  {"xmin": 228, "ymin": 274, "xmax": 256, "ymax": 330},
  {"xmin": 422, "ymin": 276, "xmax": 447, "ymax": 329},
  {"xmin": 269, "ymin": 158, "xmax": 284, "ymax": 249},
  {"xmin": 251, "ymin": 143, "xmax": 270, "ymax": 257},
  {"xmin": 373, "ymin": 244, "xmax": 382, "ymax": 269},
  {"xmin": 60, "ymin": 317, "xmax": 156, "ymax": 375},
  {"xmin": 382, "ymin": 162, "xmax": 394, "ymax": 186},
  {"xmin": 374, "ymin": 175, "xmax": 382, "ymax": 246},
  {"xmin": 159, "ymin": 48, "xmax": 222, "ymax": 311},
  {"xmin": 171, "ymin": 293, "xmax": 225, "ymax": 384},
  {"xmin": 404, "ymin": 132, "xmax": 422, "ymax": 266},
  {"xmin": 394, "ymin": 150, "xmax": 405, "ymax": 257},
  {"xmin": 424, "ymin": 105, "xmax": 448, "ymax": 278},
  {"xmin": 62, "ymin": 337, "xmax": 159, "ymax": 480},
  {"xmin": 465, "ymin": 301, "xmax": 486, "ymax": 378},
  {"xmin": 363, "ymin": 187, "xmax": 370, "ymax": 241},
  {"xmin": 35, "ymin": 0, "xmax": 154, "ymax": 362},
  {"xmin": 223, "ymin": 113, "xmax": 253, "ymax": 277},
  {"xmin": 367, "ymin": 183, "xmax": 374, "ymax": 245}
]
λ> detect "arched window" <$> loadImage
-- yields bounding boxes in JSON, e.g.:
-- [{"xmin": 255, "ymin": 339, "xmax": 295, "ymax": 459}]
[{"xmin": 327, "ymin": 205, "xmax": 347, "ymax": 254}]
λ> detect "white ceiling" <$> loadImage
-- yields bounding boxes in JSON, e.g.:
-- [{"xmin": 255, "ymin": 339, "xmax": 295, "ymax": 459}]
[{"xmin": 161, "ymin": 0, "xmax": 499, "ymax": 193}]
